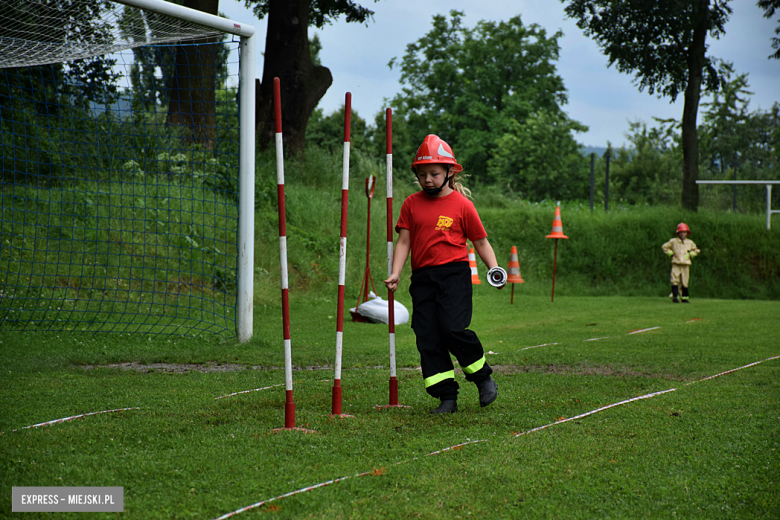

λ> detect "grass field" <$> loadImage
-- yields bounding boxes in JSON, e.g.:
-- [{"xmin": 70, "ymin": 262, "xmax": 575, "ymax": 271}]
[{"xmin": 1, "ymin": 291, "xmax": 778, "ymax": 519}]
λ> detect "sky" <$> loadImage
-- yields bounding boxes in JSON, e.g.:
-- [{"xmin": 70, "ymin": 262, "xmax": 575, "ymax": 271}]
[{"xmin": 218, "ymin": 0, "xmax": 779, "ymax": 148}]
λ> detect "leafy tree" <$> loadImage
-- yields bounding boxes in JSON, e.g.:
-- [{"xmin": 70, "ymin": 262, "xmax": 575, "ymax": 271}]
[
  {"xmin": 607, "ymin": 120, "xmax": 681, "ymax": 205},
  {"xmin": 561, "ymin": 0, "xmax": 733, "ymax": 211},
  {"xmin": 164, "ymin": 0, "xmax": 222, "ymax": 151},
  {"xmin": 758, "ymin": 0, "xmax": 780, "ymax": 59},
  {"xmin": 738, "ymin": 103, "xmax": 780, "ymax": 181},
  {"xmin": 698, "ymin": 63, "xmax": 752, "ymax": 178},
  {"xmin": 245, "ymin": 0, "xmax": 378, "ymax": 154},
  {"xmin": 119, "ymin": 3, "xmax": 230, "ymax": 114},
  {"xmin": 488, "ymin": 111, "xmax": 588, "ymax": 200},
  {"xmin": 305, "ymin": 106, "xmax": 369, "ymax": 152},
  {"xmin": 699, "ymin": 66, "xmax": 780, "ymax": 189},
  {"xmin": 388, "ymin": 10, "xmax": 587, "ymax": 198}
]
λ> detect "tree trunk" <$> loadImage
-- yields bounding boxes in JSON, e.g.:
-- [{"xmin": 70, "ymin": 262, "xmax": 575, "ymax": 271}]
[
  {"xmin": 681, "ymin": 0, "xmax": 709, "ymax": 212},
  {"xmin": 255, "ymin": 0, "xmax": 333, "ymax": 154},
  {"xmin": 167, "ymin": 0, "xmax": 220, "ymax": 151}
]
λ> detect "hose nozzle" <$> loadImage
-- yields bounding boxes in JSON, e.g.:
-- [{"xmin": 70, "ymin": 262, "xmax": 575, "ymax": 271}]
[{"xmin": 487, "ymin": 266, "xmax": 507, "ymax": 288}]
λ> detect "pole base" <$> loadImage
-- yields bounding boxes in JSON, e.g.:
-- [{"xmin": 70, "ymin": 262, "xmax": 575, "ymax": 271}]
[
  {"xmin": 374, "ymin": 377, "xmax": 410, "ymax": 408},
  {"xmin": 331, "ymin": 381, "xmax": 343, "ymax": 416}
]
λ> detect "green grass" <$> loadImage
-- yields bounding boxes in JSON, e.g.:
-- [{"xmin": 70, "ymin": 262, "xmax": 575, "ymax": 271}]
[{"xmin": 1, "ymin": 292, "xmax": 778, "ymax": 518}]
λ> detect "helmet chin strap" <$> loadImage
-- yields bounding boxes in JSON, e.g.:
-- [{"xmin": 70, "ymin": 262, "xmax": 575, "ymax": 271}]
[{"xmin": 422, "ymin": 166, "xmax": 451, "ymax": 196}]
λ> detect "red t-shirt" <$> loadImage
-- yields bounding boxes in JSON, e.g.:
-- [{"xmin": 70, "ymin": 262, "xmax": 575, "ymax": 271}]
[{"xmin": 396, "ymin": 191, "xmax": 487, "ymax": 270}]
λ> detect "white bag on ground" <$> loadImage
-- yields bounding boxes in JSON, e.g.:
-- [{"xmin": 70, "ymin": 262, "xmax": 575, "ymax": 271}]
[{"xmin": 350, "ymin": 291, "xmax": 409, "ymax": 325}]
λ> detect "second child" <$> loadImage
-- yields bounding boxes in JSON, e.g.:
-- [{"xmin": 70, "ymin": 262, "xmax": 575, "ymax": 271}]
[{"xmin": 662, "ymin": 222, "xmax": 700, "ymax": 303}]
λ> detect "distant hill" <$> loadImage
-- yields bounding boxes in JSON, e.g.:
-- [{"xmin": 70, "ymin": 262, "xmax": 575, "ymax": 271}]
[{"xmin": 580, "ymin": 145, "xmax": 608, "ymax": 157}]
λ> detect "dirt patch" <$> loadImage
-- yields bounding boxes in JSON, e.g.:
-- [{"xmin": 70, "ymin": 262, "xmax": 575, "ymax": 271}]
[{"xmin": 80, "ymin": 362, "xmax": 253, "ymax": 373}]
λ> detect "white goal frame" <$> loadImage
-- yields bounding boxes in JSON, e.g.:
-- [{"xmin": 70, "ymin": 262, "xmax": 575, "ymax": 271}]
[
  {"xmin": 1, "ymin": 0, "xmax": 256, "ymax": 341},
  {"xmin": 116, "ymin": 0, "xmax": 257, "ymax": 342}
]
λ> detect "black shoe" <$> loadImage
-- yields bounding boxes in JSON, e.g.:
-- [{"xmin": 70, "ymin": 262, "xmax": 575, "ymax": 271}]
[
  {"xmin": 681, "ymin": 299, "xmax": 689, "ymax": 303},
  {"xmin": 431, "ymin": 399, "xmax": 458, "ymax": 414},
  {"xmin": 672, "ymin": 298, "xmax": 679, "ymax": 303},
  {"xmin": 476, "ymin": 377, "xmax": 498, "ymax": 407}
]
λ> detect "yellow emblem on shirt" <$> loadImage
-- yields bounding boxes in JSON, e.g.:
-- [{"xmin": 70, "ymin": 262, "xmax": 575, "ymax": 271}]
[{"xmin": 435, "ymin": 215, "xmax": 454, "ymax": 231}]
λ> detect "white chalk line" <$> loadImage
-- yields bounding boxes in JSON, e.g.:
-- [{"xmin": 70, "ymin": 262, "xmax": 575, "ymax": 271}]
[
  {"xmin": 513, "ymin": 389, "xmax": 677, "ymax": 437},
  {"xmin": 215, "ymin": 379, "xmax": 337, "ymax": 401},
  {"xmin": 529, "ymin": 325, "xmax": 660, "ymax": 348},
  {"xmin": 11, "ymin": 407, "xmax": 140, "ymax": 432},
  {"xmin": 522, "ymin": 343, "xmax": 558, "ymax": 350},
  {"xmin": 213, "ymin": 354, "xmax": 778, "ymax": 519},
  {"xmin": 627, "ymin": 326, "xmax": 660, "ymax": 335},
  {"xmin": 683, "ymin": 355, "xmax": 780, "ymax": 386},
  {"xmin": 212, "ymin": 439, "xmax": 487, "ymax": 520},
  {"xmin": 215, "ymin": 384, "xmax": 284, "ymax": 400},
  {"xmin": 515, "ymin": 354, "xmax": 779, "ymax": 437}
]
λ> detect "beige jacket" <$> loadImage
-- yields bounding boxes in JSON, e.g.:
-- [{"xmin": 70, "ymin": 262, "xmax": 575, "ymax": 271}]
[{"xmin": 662, "ymin": 237, "xmax": 700, "ymax": 265}]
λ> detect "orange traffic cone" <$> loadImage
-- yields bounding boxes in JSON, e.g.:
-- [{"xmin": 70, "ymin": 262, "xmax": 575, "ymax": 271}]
[
  {"xmin": 507, "ymin": 246, "xmax": 524, "ymax": 304},
  {"xmin": 507, "ymin": 246, "xmax": 524, "ymax": 284},
  {"xmin": 469, "ymin": 247, "xmax": 482, "ymax": 284},
  {"xmin": 546, "ymin": 204, "xmax": 569, "ymax": 239}
]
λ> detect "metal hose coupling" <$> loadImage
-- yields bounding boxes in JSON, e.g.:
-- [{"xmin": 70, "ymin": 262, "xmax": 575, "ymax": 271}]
[{"xmin": 486, "ymin": 266, "xmax": 507, "ymax": 288}]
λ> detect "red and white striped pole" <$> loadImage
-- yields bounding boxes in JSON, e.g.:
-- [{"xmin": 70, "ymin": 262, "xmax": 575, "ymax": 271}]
[
  {"xmin": 273, "ymin": 78, "xmax": 296, "ymax": 430},
  {"xmin": 332, "ymin": 93, "xmax": 352, "ymax": 417},
  {"xmin": 385, "ymin": 108, "xmax": 400, "ymax": 406}
]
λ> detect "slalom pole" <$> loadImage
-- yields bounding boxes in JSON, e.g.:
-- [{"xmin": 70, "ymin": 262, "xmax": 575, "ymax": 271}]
[
  {"xmin": 362, "ymin": 175, "xmax": 376, "ymax": 304},
  {"xmin": 273, "ymin": 78, "xmax": 296, "ymax": 430},
  {"xmin": 352, "ymin": 175, "xmax": 376, "ymax": 320},
  {"xmin": 332, "ymin": 93, "xmax": 352, "ymax": 417},
  {"xmin": 375, "ymin": 110, "xmax": 408, "ymax": 410},
  {"xmin": 384, "ymin": 108, "xmax": 403, "ymax": 407}
]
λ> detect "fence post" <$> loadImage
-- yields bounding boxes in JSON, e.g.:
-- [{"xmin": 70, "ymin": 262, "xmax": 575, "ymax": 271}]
[
  {"xmin": 733, "ymin": 158, "xmax": 738, "ymax": 213},
  {"xmin": 590, "ymin": 153, "xmax": 595, "ymax": 214},
  {"xmin": 604, "ymin": 151, "xmax": 610, "ymax": 212},
  {"xmin": 768, "ymin": 185, "xmax": 772, "ymax": 231}
]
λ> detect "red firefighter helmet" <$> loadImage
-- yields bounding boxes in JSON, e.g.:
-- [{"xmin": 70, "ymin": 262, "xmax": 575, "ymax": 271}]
[
  {"xmin": 676, "ymin": 222, "xmax": 690, "ymax": 235},
  {"xmin": 411, "ymin": 135, "xmax": 463, "ymax": 174}
]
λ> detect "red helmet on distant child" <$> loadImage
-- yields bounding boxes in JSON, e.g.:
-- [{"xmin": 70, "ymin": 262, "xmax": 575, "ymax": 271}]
[
  {"xmin": 411, "ymin": 135, "xmax": 463, "ymax": 174},
  {"xmin": 676, "ymin": 222, "xmax": 690, "ymax": 235}
]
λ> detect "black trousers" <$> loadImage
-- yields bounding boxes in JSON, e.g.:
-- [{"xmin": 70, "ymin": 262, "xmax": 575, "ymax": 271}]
[{"xmin": 409, "ymin": 261, "xmax": 492, "ymax": 400}]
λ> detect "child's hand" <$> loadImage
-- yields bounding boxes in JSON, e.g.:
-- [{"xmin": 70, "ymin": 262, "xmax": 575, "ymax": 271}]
[{"xmin": 384, "ymin": 274, "xmax": 400, "ymax": 293}]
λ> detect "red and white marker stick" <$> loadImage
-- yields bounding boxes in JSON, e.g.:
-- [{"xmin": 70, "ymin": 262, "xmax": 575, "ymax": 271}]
[
  {"xmin": 386, "ymin": 109, "xmax": 399, "ymax": 406},
  {"xmin": 332, "ymin": 93, "xmax": 352, "ymax": 416},
  {"xmin": 274, "ymin": 78, "xmax": 296, "ymax": 429}
]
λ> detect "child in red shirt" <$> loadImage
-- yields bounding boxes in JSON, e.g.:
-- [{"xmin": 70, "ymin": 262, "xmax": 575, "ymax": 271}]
[{"xmin": 384, "ymin": 135, "xmax": 504, "ymax": 414}]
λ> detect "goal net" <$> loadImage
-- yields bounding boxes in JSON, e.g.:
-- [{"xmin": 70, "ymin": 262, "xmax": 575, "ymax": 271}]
[{"xmin": 0, "ymin": 0, "xmax": 256, "ymax": 340}]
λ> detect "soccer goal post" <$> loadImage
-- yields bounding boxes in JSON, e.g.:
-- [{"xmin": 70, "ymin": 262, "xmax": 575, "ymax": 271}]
[{"xmin": 0, "ymin": 0, "xmax": 256, "ymax": 341}]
